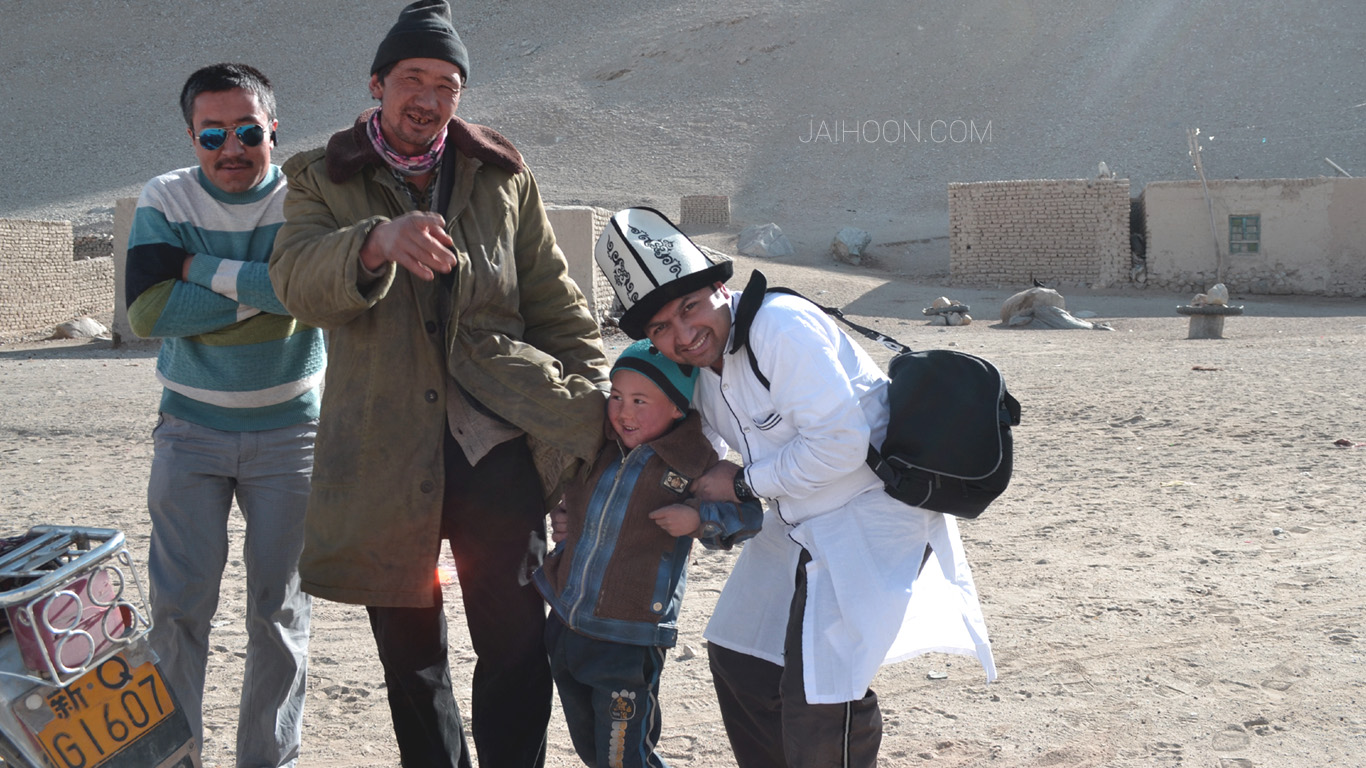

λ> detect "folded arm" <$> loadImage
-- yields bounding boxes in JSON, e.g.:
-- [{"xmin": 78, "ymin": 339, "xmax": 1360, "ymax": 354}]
[{"xmin": 126, "ymin": 223, "xmax": 273, "ymax": 340}]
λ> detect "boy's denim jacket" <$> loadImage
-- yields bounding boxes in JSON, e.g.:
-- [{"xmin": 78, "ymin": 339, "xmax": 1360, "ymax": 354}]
[{"xmin": 533, "ymin": 411, "xmax": 762, "ymax": 647}]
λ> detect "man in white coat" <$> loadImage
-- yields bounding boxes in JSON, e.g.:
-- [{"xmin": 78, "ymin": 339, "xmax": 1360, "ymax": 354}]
[{"xmin": 595, "ymin": 207, "xmax": 995, "ymax": 768}]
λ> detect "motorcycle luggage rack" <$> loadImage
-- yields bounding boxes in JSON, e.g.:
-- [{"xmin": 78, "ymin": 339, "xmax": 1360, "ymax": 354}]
[{"xmin": 0, "ymin": 526, "xmax": 153, "ymax": 687}]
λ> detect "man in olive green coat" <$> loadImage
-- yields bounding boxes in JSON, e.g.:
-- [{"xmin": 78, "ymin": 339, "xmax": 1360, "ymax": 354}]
[{"xmin": 268, "ymin": 3, "xmax": 608, "ymax": 767}]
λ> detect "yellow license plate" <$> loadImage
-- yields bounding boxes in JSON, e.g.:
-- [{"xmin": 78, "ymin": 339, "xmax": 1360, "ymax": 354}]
[{"xmin": 32, "ymin": 655, "xmax": 175, "ymax": 768}]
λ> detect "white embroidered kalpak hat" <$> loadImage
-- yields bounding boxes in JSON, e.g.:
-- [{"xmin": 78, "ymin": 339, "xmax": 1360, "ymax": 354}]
[{"xmin": 595, "ymin": 207, "xmax": 733, "ymax": 339}]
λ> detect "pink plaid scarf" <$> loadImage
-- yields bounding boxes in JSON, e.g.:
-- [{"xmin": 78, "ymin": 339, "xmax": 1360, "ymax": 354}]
[{"xmin": 366, "ymin": 109, "xmax": 447, "ymax": 176}]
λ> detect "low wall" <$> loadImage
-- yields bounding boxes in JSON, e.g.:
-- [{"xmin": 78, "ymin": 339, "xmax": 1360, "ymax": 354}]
[
  {"xmin": 679, "ymin": 195, "xmax": 730, "ymax": 228},
  {"xmin": 112, "ymin": 198, "xmax": 137, "ymax": 343},
  {"xmin": 111, "ymin": 201, "xmax": 616, "ymax": 343},
  {"xmin": 1142, "ymin": 177, "xmax": 1366, "ymax": 296},
  {"xmin": 13, "ymin": 200, "xmax": 641, "ymax": 346},
  {"xmin": 948, "ymin": 178, "xmax": 1130, "ymax": 288},
  {"xmin": 0, "ymin": 218, "xmax": 114, "ymax": 342}
]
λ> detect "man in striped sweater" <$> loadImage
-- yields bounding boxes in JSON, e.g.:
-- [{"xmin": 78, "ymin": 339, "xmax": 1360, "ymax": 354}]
[{"xmin": 125, "ymin": 63, "xmax": 325, "ymax": 768}]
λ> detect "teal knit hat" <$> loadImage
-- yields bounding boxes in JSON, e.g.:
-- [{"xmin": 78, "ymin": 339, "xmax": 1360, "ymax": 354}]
[{"xmin": 611, "ymin": 339, "xmax": 698, "ymax": 414}]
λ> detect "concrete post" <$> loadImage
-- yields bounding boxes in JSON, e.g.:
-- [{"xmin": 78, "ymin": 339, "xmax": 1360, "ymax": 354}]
[
  {"xmin": 1186, "ymin": 314, "xmax": 1226, "ymax": 339},
  {"xmin": 545, "ymin": 205, "xmax": 598, "ymax": 315},
  {"xmin": 112, "ymin": 197, "xmax": 137, "ymax": 346},
  {"xmin": 1176, "ymin": 304, "xmax": 1243, "ymax": 340}
]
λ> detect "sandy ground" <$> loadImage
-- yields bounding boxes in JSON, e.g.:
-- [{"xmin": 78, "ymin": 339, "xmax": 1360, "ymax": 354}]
[{"xmin": 4, "ymin": 253, "xmax": 1365, "ymax": 767}]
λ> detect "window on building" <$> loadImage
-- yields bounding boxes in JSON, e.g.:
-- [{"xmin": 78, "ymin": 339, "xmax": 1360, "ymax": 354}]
[{"xmin": 1229, "ymin": 215, "xmax": 1260, "ymax": 254}]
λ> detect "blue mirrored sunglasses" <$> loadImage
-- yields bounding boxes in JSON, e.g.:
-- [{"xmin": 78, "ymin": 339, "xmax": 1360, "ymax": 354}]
[{"xmin": 195, "ymin": 124, "xmax": 268, "ymax": 151}]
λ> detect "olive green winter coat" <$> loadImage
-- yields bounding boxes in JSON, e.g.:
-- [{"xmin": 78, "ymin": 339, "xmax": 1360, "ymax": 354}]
[{"xmin": 270, "ymin": 111, "xmax": 608, "ymax": 607}]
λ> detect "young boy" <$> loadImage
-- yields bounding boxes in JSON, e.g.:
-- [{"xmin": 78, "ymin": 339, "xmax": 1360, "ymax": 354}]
[{"xmin": 534, "ymin": 339, "xmax": 763, "ymax": 768}]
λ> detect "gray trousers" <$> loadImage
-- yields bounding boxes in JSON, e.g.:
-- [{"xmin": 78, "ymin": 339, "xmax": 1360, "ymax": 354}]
[
  {"xmin": 708, "ymin": 549, "xmax": 882, "ymax": 768},
  {"xmin": 146, "ymin": 413, "xmax": 314, "ymax": 768}
]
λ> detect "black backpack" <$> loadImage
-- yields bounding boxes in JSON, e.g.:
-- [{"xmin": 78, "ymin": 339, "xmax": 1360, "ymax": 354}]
[{"xmin": 731, "ymin": 270, "xmax": 1021, "ymax": 519}]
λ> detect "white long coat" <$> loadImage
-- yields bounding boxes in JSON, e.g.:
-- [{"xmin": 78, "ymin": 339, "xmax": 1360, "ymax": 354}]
[{"xmin": 697, "ymin": 291, "xmax": 996, "ymax": 703}]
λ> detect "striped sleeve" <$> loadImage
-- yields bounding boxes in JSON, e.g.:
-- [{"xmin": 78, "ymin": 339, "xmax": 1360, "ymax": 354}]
[
  {"xmin": 127, "ymin": 195, "xmax": 256, "ymax": 338},
  {"xmin": 186, "ymin": 240, "xmax": 288, "ymax": 315}
]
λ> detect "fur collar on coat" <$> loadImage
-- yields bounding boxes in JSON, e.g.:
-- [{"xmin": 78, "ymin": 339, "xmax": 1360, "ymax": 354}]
[{"xmin": 324, "ymin": 107, "xmax": 524, "ymax": 183}]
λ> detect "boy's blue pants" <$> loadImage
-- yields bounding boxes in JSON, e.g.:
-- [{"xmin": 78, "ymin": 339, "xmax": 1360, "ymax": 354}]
[{"xmin": 546, "ymin": 614, "xmax": 670, "ymax": 768}]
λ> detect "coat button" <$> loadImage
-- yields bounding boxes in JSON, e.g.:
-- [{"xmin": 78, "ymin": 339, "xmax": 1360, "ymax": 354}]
[
  {"xmin": 652, "ymin": 602, "xmax": 664, "ymax": 612},
  {"xmin": 425, "ymin": 321, "xmax": 437, "ymax": 334},
  {"xmin": 425, "ymin": 389, "xmax": 438, "ymax": 403},
  {"xmin": 420, "ymin": 480, "xmax": 434, "ymax": 493}
]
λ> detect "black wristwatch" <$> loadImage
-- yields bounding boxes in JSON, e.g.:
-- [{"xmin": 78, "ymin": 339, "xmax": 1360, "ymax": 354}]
[{"xmin": 733, "ymin": 470, "xmax": 758, "ymax": 502}]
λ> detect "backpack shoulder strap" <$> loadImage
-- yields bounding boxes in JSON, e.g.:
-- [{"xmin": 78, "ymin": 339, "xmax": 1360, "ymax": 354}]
[
  {"xmin": 731, "ymin": 268, "xmax": 913, "ymax": 388},
  {"xmin": 730, "ymin": 270, "xmax": 773, "ymax": 390},
  {"xmin": 736, "ymin": 270, "xmax": 910, "ymax": 352},
  {"xmin": 729, "ymin": 269, "xmax": 911, "ymax": 483}
]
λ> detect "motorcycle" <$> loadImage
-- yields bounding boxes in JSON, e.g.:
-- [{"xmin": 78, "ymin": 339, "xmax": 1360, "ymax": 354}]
[{"xmin": 0, "ymin": 526, "xmax": 199, "ymax": 768}]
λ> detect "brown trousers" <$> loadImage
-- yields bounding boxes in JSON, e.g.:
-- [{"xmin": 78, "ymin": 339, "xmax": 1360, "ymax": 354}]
[{"xmin": 708, "ymin": 549, "xmax": 883, "ymax": 768}]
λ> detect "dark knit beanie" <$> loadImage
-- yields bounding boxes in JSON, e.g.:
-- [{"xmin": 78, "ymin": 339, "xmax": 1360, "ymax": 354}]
[
  {"xmin": 611, "ymin": 339, "xmax": 698, "ymax": 416},
  {"xmin": 371, "ymin": 0, "xmax": 471, "ymax": 81}
]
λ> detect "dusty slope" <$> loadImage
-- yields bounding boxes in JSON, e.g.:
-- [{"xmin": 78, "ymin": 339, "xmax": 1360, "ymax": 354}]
[{"xmin": 2, "ymin": 0, "xmax": 1362, "ymax": 268}]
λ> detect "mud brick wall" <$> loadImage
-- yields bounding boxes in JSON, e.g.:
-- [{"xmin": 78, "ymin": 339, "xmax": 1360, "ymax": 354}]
[
  {"xmin": 679, "ymin": 195, "xmax": 730, "ymax": 228},
  {"xmin": 949, "ymin": 179, "xmax": 1130, "ymax": 288},
  {"xmin": 0, "ymin": 219, "xmax": 115, "ymax": 340}
]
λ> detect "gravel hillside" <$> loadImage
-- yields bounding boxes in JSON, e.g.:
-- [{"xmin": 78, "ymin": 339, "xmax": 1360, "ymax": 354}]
[{"xmin": 2, "ymin": 0, "xmax": 1362, "ymax": 268}]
